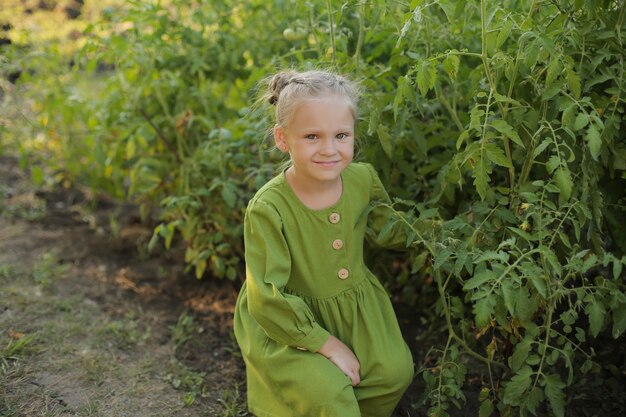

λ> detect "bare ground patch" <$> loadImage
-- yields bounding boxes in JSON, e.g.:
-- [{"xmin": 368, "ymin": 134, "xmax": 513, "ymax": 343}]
[{"xmin": 0, "ymin": 155, "xmax": 247, "ymax": 417}]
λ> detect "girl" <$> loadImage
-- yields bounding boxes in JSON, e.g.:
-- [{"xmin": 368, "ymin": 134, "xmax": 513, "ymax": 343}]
[{"xmin": 234, "ymin": 70, "xmax": 414, "ymax": 417}]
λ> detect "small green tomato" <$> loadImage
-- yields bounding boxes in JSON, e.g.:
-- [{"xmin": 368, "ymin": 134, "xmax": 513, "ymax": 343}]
[{"xmin": 283, "ymin": 28, "xmax": 306, "ymax": 41}]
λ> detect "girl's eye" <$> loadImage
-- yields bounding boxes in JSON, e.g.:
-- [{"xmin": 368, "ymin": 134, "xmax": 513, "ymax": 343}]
[
  {"xmin": 305, "ymin": 134, "xmax": 317, "ymax": 140},
  {"xmin": 337, "ymin": 133, "xmax": 350, "ymax": 140}
]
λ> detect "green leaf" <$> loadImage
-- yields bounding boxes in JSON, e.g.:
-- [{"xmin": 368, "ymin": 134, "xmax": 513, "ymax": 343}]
[
  {"xmin": 546, "ymin": 154, "xmax": 561, "ymax": 174},
  {"xmin": 411, "ymin": 252, "xmax": 428, "ymax": 273},
  {"xmin": 474, "ymin": 296, "xmax": 495, "ymax": 328},
  {"xmin": 491, "ymin": 119, "xmax": 524, "ymax": 148},
  {"xmin": 475, "ymin": 250, "xmax": 509, "ymax": 263},
  {"xmin": 554, "ymin": 167, "xmax": 573, "ymax": 201},
  {"xmin": 368, "ymin": 106, "xmax": 380, "ymax": 136},
  {"xmin": 539, "ymin": 245, "xmax": 562, "ymax": 277},
  {"xmin": 377, "ymin": 218, "xmax": 397, "ymax": 243},
  {"xmin": 544, "ymin": 374, "xmax": 566, "ymax": 417},
  {"xmin": 573, "ymin": 112, "xmax": 589, "ymax": 131},
  {"xmin": 434, "ymin": 248, "xmax": 452, "ymax": 270},
  {"xmin": 377, "ymin": 125, "xmax": 393, "ymax": 158},
  {"xmin": 516, "ymin": 286, "xmax": 538, "ymax": 322},
  {"xmin": 613, "ymin": 258, "xmax": 624, "ymax": 280},
  {"xmin": 485, "ymin": 143, "xmax": 512, "ymax": 168},
  {"xmin": 393, "ymin": 76, "xmax": 409, "ymax": 120},
  {"xmin": 493, "ymin": 93, "xmax": 521, "ymax": 107},
  {"xmin": 561, "ymin": 104, "xmax": 576, "ymax": 130},
  {"xmin": 416, "ymin": 59, "xmax": 436, "ymax": 96},
  {"xmin": 501, "ymin": 279, "xmax": 516, "ymax": 315},
  {"xmin": 546, "ymin": 57, "xmax": 562, "ymax": 87},
  {"xmin": 470, "ymin": 106, "xmax": 485, "ymax": 131},
  {"xmin": 542, "ymin": 80, "xmax": 564, "ymax": 100},
  {"xmin": 496, "ymin": 19, "xmax": 513, "ymax": 48},
  {"xmin": 454, "ymin": 246, "xmax": 468, "ymax": 276},
  {"xmin": 473, "ymin": 150, "xmax": 491, "ymax": 200},
  {"xmin": 587, "ymin": 299, "xmax": 605, "ymax": 337},
  {"xmin": 503, "ymin": 366, "xmax": 533, "ymax": 405},
  {"xmin": 443, "ymin": 54, "xmax": 460, "ymax": 78},
  {"xmin": 509, "ymin": 337, "xmax": 532, "ymax": 371},
  {"xmin": 464, "ymin": 269, "xmax": 496, "ymax": 290},
  {"xmin": 529, "ymin": 273, "xmax": 547, "ymax": 298},
  {"xmin": 221, "ymin": 184, "xmax": 237, "ymax": 208},
  {"xmin": 30, "ymin": 166, "xmax": 44, "ymax": 186},
  {"xmin": 456, "ymin": 130, "xmax": 470, "ymax": 150},
  {"xmin": 478, "ymin": 399, "xmax": 494, "ymax": 417},
  {"xmin": 566, "ymin": 67, "xmax": 581, "ymax": 98},
  {"xmin": 194, "ymin": 259, "xmax": 207, "ymax": 279},
  {"xmin": 527, "ymin": 386, "xmax": 545, "ymax": 414},
  {"xmin": 612, "ymin": 302, "xmax": 626, "ymax": 338},
  {"xmin": 585, "ymin": 124, "xmax": 602, "ymax": 160}
]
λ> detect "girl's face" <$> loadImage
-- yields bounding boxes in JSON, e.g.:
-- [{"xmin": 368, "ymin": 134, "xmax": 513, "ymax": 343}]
[{"xmin": 274, "ymin": 95, "xmax": 355, "ymax": 187}]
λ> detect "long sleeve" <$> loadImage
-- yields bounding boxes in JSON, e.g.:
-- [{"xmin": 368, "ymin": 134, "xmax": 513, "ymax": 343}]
[
  {"xmin": 365, "ymin": 163, "xmax": 414, "ymax": 250},
  {"xmin": 244, "ymin": 199, "xmax": 330, "ymax": 352}
]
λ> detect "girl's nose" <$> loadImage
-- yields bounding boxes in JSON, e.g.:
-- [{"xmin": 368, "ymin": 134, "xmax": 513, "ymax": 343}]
[{"xmin": 319, "ymin": 138, "xmax": 337, "ymax": 155}]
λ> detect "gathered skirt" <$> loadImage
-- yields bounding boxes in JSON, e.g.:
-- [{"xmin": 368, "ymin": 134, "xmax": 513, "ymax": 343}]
[{"xmin": 234, "ymin": 272, "xmax": 414, "ymax": 417}]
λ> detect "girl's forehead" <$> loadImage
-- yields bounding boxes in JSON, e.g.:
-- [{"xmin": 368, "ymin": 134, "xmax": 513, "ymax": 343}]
[
  {"xmin": 292, "ymin": 95, "xmax": 355, "ymax": 116},
  {"xmin": 290, "ymin": 98, "xmax": 355, "ymax": 125}
]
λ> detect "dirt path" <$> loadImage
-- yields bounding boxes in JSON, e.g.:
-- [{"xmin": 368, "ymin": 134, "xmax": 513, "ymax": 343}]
[{"xmin": 1, "ymin": 155, "xmax": 246, "ymax": 416}]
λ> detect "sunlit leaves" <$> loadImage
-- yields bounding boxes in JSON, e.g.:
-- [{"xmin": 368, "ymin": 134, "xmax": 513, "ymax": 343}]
[{"xmin": 416, "ymin": 59, "xmax": 437, "ymax": 96}]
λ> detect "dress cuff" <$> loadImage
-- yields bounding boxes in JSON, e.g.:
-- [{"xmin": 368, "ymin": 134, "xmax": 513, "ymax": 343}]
[{"xmin": 293, "ymin": 325, "xmax": 330, "ymax": 352}]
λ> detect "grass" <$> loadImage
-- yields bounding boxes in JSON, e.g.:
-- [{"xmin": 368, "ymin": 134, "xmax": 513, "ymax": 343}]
[
  {"xmin": 31, "ymin": 252, "xmax": 69, "ymax": 288},
  {"xmin": 171, "ymin": 311, "xmax": 196, "ymax": 352},
  {"xmin": 217, "ymin": 383, "xmax": 249, "ymax": 417}
]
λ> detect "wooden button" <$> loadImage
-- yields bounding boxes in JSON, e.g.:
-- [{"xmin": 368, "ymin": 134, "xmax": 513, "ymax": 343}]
[
  {"xmin": 337, "ymin": 268, "xmax": 350, "ymax": 280},
  {"xmin": 332, "ymin": 239, "xmax": 344, "ymax": 250},
  {"xmin": 328, "ymin": 212, "xmax": 341, "ymax": 224}
]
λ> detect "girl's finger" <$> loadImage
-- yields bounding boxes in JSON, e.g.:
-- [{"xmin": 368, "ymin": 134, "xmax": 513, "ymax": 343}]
[{"xmin": 351, "ymin": 371, "xmax": 360, "ymax": 386}]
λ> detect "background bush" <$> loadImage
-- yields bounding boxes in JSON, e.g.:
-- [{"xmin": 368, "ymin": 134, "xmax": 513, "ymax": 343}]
[{"xmin": 2, "ymin": 0, "xmax": 625, "ymax": 416}]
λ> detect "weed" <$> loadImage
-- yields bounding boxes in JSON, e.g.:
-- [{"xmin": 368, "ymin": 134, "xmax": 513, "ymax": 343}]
[
  {"xmin": 170, "ymin": 311, "xmax": 195, "ymax": 352},
  {"xmin": 0, "ymin": 182, "xmax": 47, "ymax": 221},
  {"xmin": 0, "ymin": 264, "xmax": 13, "ymax": 280},
  {"xmin": 165, "ymin": 358, "xmax": 207, "ymax": 406},
  {"xmin": 217, "ymin": 383, "xmax": 249, "ymax": 417},
  {"xmin": 98, "ymin": 313, "xmax": 151, "ymax": 351},
  {"xmin": 31, "ymin": 252, "xmax": 69, "ymax": 288},
  {"xmin": 223, "ymin": 330, "xmax": 242, "ymax": 358},
  {"xmin": 81, "ymin": 354, "xmax": 109, "ymax": 386},
  {"xmin": 0, "ymin": 333, "xmax": 36, "ymax": 371}
]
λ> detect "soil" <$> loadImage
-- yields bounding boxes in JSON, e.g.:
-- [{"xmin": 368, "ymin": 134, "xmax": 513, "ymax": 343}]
[{"xmin": 0, "ymin": 154, "xmax": 430, "ymax": 417}]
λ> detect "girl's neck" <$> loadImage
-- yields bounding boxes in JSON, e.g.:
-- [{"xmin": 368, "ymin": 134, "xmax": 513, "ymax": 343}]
[{"xmin": 285, "ymin": 167, "xmax": 343, "ymax": 210}]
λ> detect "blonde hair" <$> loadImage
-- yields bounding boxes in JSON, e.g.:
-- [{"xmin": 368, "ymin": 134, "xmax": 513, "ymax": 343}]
[{"xmin": 265, "ymin": 70, "xmax": 360, "ymax": 130}]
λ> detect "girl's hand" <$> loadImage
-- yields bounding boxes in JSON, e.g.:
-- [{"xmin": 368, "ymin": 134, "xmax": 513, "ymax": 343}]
[{"xmin": 317, "ymin": 335, "xmax": 361, "ymax": 386}]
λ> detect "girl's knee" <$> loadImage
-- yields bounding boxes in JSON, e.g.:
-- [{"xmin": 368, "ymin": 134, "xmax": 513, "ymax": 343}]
[
  {"xmin": 373, "ymin": 348, "xmax": 414, "ymax": 392},
  {"xmin": 294, "ymin": 378, "xmax": 360, "ymax": 416}
]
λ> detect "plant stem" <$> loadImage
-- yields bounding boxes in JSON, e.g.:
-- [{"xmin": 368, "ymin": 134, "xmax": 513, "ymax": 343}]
[
  {"xmin": 435, "ymin": 84, "xmax": 464, "ymax": 131},
  {"xmin": 436, "ymin": 270, "xmax": 508, "ymax": 369},
  {"xmin": 531, "ymin": 305, "xmax": 553, "ymax": 391},
  {"xmin": 353, "ymin": 1, "xmax": 365, "ymax": 62},
  {"xmin": 326, "ymin": 0, "xmax": 337, "ymax": 65},
  {"xmin": 480, "ymin": 0, "xmax": 515, "ymax": 188}
]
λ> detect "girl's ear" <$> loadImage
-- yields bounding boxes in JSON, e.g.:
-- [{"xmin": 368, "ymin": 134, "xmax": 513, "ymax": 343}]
[{"xmin": 273, "ymin": 125, "xmax": 289, "ymax": 152}]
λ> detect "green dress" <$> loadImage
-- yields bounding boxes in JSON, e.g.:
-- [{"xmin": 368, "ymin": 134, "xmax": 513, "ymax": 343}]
[{"xmin": 234, "ymin": 162, "xmax": 414, "ymax": 417}]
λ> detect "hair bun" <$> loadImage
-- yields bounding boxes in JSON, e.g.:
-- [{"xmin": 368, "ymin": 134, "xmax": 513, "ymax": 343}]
[{"xmin": 268, "ymin": 71, "xmax": 298, "ymax": 105}]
